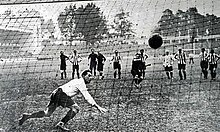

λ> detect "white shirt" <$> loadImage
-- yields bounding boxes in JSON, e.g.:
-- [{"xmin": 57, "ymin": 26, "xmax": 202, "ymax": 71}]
[
  {"xmin": 188, "ymin": 53, "xmax": 194, "ymax": 58},
  {"xmin": 164, "ymin": 55, "xmax": 174, "ymax": 67},
  {"xmin": 53, "ymin": 78, "xmax": 97, "ymax": 106}
]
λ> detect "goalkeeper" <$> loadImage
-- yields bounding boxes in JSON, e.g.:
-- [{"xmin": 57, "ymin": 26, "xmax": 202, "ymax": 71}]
[{"xmin": 19, "ymin": 69, "xmax": 107, "ymax": 131}]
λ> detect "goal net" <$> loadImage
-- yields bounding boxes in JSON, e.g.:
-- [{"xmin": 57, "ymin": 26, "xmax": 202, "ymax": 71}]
[{"xmin": 0, "ymin": 0, "xmax": 220, "ymax": 131}]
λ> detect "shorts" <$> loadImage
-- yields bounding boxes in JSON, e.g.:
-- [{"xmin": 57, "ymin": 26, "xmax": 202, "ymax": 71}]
[
  {"xmin": 165, "ymin": 66, "xmax": 173, "ymax": 71},
  {"xmin": 60, "ymin": 64, "xmax": 66, "ymax": 70},
  {"xmin": 97, "ymin": 63, "xmax": 104, "ymax": 71},
  {"xmin": 48, "ymin": 88, "xmax": 75, "ymax": 108},
  {"xmin": 113, "ymin": 62, "xmax": 121, "ymax": 70},
  {"xmin": 209, "ymin": 64, "xmax": 217, "ymax": 71},
  {"xmin": 140, "ymin": 62, "xmax": 146, "ymax": 70},
  {"xmin": 90, "ymin": 61, "xmax": 97, "ymax": 70},
  {"xmin": 200, "ymin": 61, "xmax": 208, "ymax": 69},
  {"xmin": 73, "ymin": 65, "xmax": 79, "ymax": 70},
  {"xmin": 178, "ymin": 64, "xmax": 186, "ymax": 70}
]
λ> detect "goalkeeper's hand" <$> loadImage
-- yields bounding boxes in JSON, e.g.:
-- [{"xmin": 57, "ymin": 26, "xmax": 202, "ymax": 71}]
[{"xmin": 94, "ymin": 104, "xmax": 108, "ymax": 113}]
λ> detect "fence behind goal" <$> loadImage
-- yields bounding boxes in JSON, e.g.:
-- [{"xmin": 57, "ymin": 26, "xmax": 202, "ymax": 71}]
[{"xmin": 0, "ymin": 0, "xmax": 220, "ymax": 131}]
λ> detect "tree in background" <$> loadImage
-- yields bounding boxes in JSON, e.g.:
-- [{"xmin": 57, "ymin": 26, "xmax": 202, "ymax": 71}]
[
  {"xmin": 111, "ymin": 9, "xmax": 135, "ymax": 38},
  {"xmin": 155, "ymin": 7, "xmax": 220, "ymax": 37},
  {"xmin": 57, "ymin": 4, "xmax": 77, "ymax": 44},
  {"xmin": 57, "ymin": 3, "xmax": 108, "ymax": 45},
  {"xmin": 41, "ymin": 19, "xmax": 56, "ymax": 38}
]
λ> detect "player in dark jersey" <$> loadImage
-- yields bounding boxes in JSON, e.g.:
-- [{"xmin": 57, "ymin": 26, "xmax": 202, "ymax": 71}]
[
  {"xmin": 97, "ymin": 51, "xmax": 106, "ymax": 79},
  {"xmin": 131, "ymin": 53, "xmax": 143, "ymax": 87},
  {"xmin": 199, "ymin": 48, "xmax": 208, "ymax": 79},
  {"xmin": 60, "ymin": 51, "xmax": 69, "ymax": 79},
  {"xmin": 88, "ymin": 49, "xmax": 98, "ymax": 76}
]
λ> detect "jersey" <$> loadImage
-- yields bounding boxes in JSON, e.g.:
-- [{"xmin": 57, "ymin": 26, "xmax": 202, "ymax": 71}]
[
  {"xmin": 112, "ymin": 55, "xmax": 121, "ymax": 63},
  {"xmin": 88, "ymin": 53, "xmax": 98, "ymax": 64},
  {"xmin": 70, "ymin": 54, "xmax": 82, "ymax": 65},
  {"xmin": 97, "ymin": 53, "xmax": 106, "ymax": 64},
  {"xmin": 175, "ymin": 52, "xmax": 186, "ymax": 64},
  {"xmin": 199, "ymin": 52, "xmax": 208, "ymax": 61},
  {"xmin": 53, "ymin": 78, "xmax": 97, "ymax": 106},
  {"xmin": 164, "ymin": 55, "xmax": 174, "ymax": 67},
  {"xmin": 207, "ymin": 53, "xmax": 220, "ymax": 64}
]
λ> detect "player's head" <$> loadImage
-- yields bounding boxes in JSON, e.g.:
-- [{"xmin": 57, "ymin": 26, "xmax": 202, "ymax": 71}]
[
  {"xmin": 60, "ymin": 51, "xmax": 64, "ymax": 54},
  {"xmin": 81, "ymin": 69, "xmax": 93, "ymax": 84},
  {"xmin": 201, "ymin": 48, "xmax": 205, "ymax": 52},
  {"xmin": 97, "ymin": 49, "xmax": 101, "ymax": 54},
  {"xmin": 133, "ymin": 53, "xmax": 141, "ymax": 61},
  {"xmin": 140, "ymin": 49, "xmax": 144, "ymax": 54},
  {"xmin": 91, "ymin": 48, "xmax": 95, "ymax": 53},
  {"xmin": 165, "ymin": 50, "xmax": 169, "ymax": 55},
  {"xmin": 210, "ymin": 49, "xmax": 214, "ymax": 54},
  {"xmin": 178, "ymin": 47, "xmax": 182, "ymax": 53},
  {"xmin": 73, "ymin": 50, "xmax": 77, "ymax": 54},
  {"xmin": 115, "ymin": 50, "xmax": 118, "ymax": 55}
]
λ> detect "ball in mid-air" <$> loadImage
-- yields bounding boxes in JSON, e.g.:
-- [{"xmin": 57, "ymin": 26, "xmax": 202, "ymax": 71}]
[{"xmin": 148, "ymin": 34, "xmax": 163, "ymax": 49}]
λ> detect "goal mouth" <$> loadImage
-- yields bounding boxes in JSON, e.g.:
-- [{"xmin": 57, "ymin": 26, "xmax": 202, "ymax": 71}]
[{"xmin": 1, "ymin": 0, "xmax": 220, "ymax": 132}]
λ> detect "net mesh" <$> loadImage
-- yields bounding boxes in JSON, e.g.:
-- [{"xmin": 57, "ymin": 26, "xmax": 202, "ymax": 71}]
[{"xmin": 0, "ymin": 0, "xmax": 220, "ymax": 131}]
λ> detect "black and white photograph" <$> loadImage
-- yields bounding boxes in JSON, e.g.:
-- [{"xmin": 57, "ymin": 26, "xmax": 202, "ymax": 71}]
[{"xmin": 0, "ymin": 0, "xmax": 220, "ymax": 131}]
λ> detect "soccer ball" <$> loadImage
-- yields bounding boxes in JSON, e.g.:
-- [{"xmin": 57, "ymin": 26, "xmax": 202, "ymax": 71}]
[{"xmin": 148, "ymin": 34, "xmax": 163, "ymax": 49}]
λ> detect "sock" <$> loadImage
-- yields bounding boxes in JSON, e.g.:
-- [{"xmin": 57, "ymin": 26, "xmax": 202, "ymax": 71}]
[{"xmin": 61, "ymin": 110, "xmax": 77, "ymax": 124}]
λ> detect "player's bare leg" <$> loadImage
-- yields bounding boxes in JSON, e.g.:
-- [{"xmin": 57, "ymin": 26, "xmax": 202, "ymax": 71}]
[
  {"xmin": 19, "ymin": 103, "xmax": 57, "ymax": 125},
  {"xmin": 56, "ymin": 104, "xmax": 80, "ymax": 131}
]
